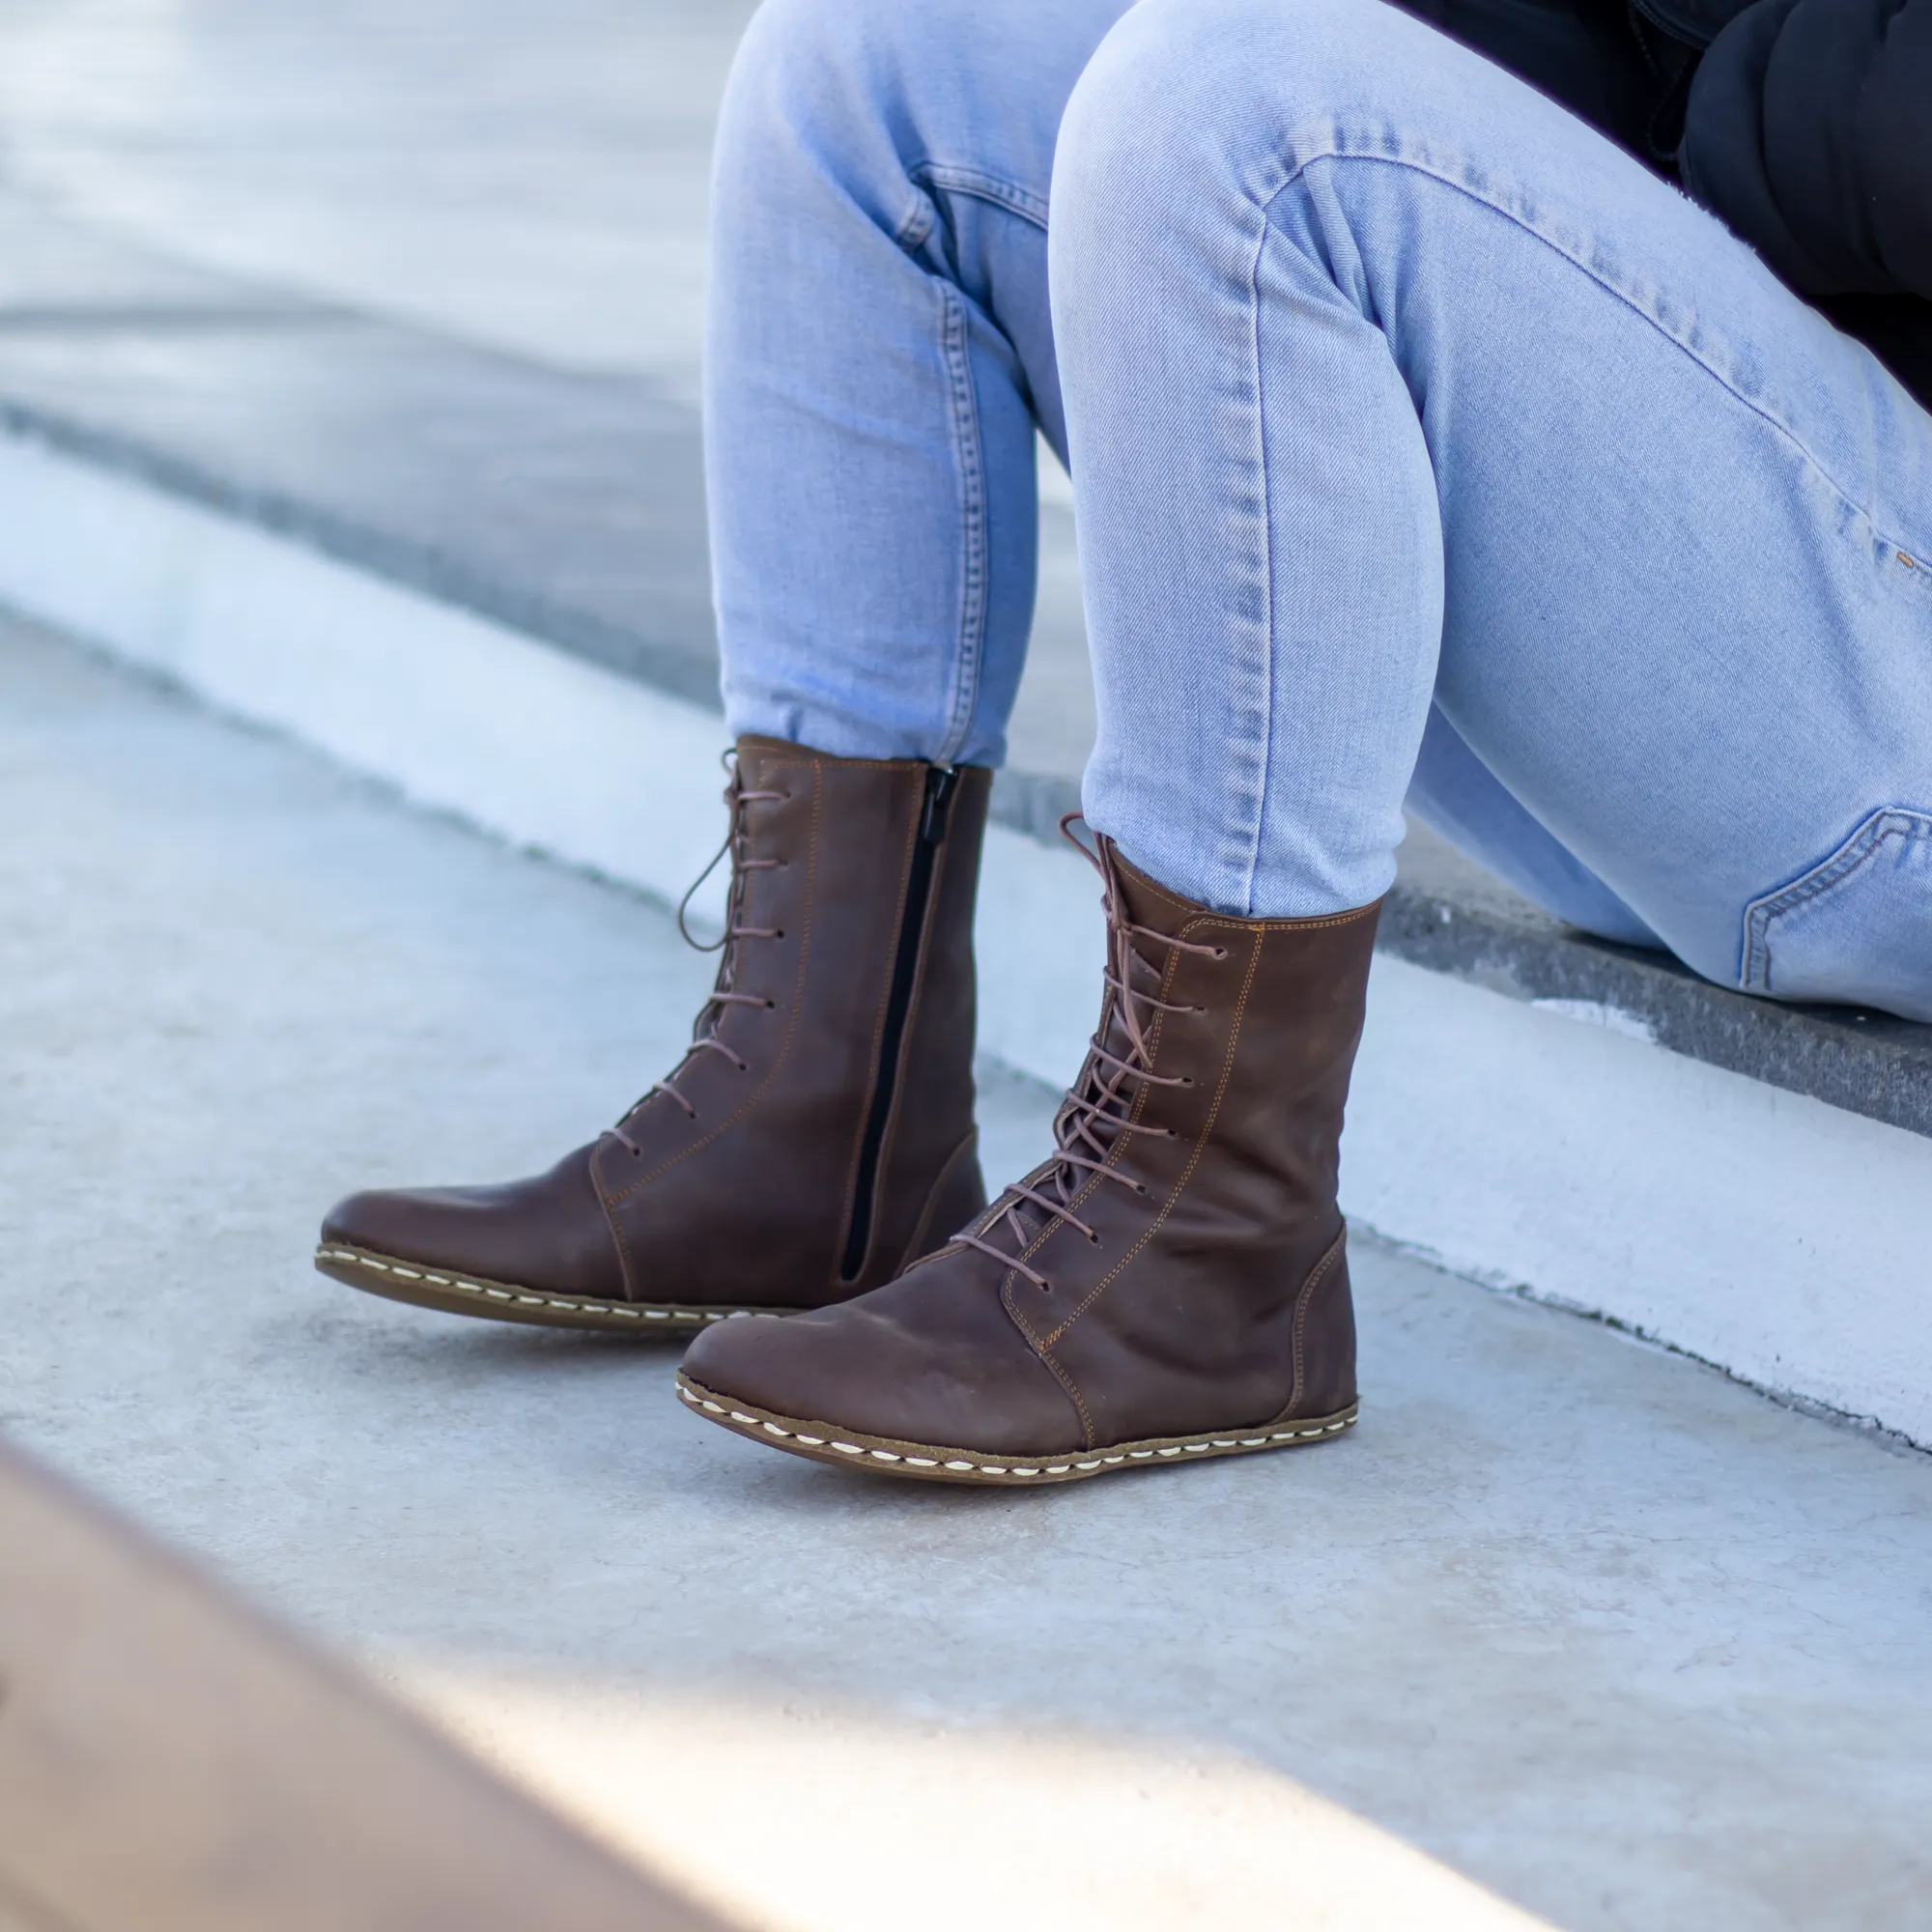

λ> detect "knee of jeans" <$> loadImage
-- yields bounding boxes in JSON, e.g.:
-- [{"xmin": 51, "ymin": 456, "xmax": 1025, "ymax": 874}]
[
  {"xmin": 1054, "ymin": 0, "xmax": 1413, "ymax": 278},
  {"xmin": 1057, "ymin": 0, "xmax": 1447, "ymax": 210},
  {"xmin": 721, "ymin": 0, "xmax": 891, "ymax": 136},
  {"xmin": 718, "ymin": 0, "xmax": 944, "ymax": 171},
  {"xmin": 728, "ymin": 0, "xmax": 1043, "ymax": 138},
  {"xmin": 723, "ymin": 0, "xmax": 1074, "ymax": 230}
]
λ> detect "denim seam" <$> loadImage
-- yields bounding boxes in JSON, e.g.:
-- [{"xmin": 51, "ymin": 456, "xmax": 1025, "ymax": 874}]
[
  {"xmin": 1741, "ymin": 808, "xmax": 1932, "ymax": 993},
  {"xmin": 908, "ymin": 162, "xmax": 1051, "ymax": 233},
  {"xmin": 1233, "ymin": 207, "xmax": 1276, "ymax": 917},
  {"xmin": 894, "ymin": 186, "xmax": 936, "ymax": 254},
  {"xmin": 935, "ymin": 281, "xmax": 987, "ymax": 766},
  {"xmin": 1248, "ymin": 145, "xmax": 1921, "ymax": 563}
]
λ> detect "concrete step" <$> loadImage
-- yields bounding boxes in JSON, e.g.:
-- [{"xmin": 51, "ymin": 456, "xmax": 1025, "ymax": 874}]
[
  {"xmin": 0, "ymin": 243, "xmax": 1926, "ymax": 1442},
  {"xmin": 6, "ymin": 607, "xmax": 1930, "ymax": 1932}
]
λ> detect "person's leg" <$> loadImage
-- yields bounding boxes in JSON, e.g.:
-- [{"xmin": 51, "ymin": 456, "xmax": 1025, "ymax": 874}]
[
  {"xmin": 1051, "ymin": 0, "xmax": 1932, "ymax": 1017},
  {"xmin": 709, "ymin": 0, "xmax": 1674, "ymax": 956},
  {"xmin": 681, "ymin": 0, "xmax": 1932, "ymax": 1484},
  {"xmin": 1406, "ymin": 709, "xmax": 1665, "ymax": 948},
  {"xmin": 704, "ymin": 0, "xmax": 1129, "ymax": 768},
  {"xmin": 316, "ymin": 0, "xmax": 1129, "ymax": 1330}
]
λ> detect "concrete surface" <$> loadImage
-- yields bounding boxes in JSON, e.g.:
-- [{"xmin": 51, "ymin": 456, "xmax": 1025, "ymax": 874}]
[
  {"xmin": 4, "ymin": 2, "xmax": 1931, "ymax": 1918},
  {"xmin": 0, "ymin": 194, "xmax": 724, "ymax": 708},
  {"xmin": 1, "ymin": 11, "xmax": 1921, "ymax": 1135},
  {"xmin": 0, "ymin": 0, "xmax": 745, "ymax": 393},
  {"xmin": 8, "ymin": 418, "xmax": 1931, "ymax": 1445},
  {"xmin": 6, "ymin": 608, "xmax": 1932, "ymax": 1931},
  {"xmin": 0, "ymin": 0, "xmax": 1096, "ymax": 776}
]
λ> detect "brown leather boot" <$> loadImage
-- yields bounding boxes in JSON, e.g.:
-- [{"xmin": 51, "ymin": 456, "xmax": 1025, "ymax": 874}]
[
  {"xmin": 676, "ymin": 836, "xmax": 1380, "ymax": 1483},
  {"xmin": 315, "ymin": 738, "xmax": 991, "ymax": 1331}
]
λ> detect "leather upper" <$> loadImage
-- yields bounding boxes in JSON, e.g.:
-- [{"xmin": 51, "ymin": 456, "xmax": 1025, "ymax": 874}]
[
  {"xmin": 322, "ymin": 738, "xmax": 990, "ymax": 1308},
  {"xmin": 683, "ymin": 843, "xmax": 1381, "ymax": 1451}
]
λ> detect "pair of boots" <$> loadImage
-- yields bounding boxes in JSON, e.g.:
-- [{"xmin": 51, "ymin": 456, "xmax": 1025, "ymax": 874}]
[{"xmin": 318, "ymin": 739, "xmax": 1380, "ymax": 1486}]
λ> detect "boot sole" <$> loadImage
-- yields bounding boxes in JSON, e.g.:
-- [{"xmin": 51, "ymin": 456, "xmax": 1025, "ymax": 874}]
[
  {"xmin": 314, "ymin": 1243, "xmax": 788, "ymax": 1332},
  {"xmin": 675, "ymin": 1373, "xmax": 1358, "ymax": 1486}
]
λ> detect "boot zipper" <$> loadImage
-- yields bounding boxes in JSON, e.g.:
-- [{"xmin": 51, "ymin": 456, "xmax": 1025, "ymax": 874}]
[{"xmin": 840, "ymin": 764, "xmax": 958, "ymax": 1282}]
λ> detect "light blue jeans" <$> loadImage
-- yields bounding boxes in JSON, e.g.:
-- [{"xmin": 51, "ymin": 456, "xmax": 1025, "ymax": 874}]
[{"xmin": 705, "ymin": 0, "xmax": 1932, "ymax": 1021}]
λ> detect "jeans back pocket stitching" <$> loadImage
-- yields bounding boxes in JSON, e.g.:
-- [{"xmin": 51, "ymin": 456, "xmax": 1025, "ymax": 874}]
[{"xmin": 1742, "ymin": 809, "xmax": 1931, "ymax": 993}]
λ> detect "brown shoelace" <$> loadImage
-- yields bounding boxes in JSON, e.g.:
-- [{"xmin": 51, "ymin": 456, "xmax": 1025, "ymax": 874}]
[
  {"xmin": 605, "ymin": 754, "xmax": 785, "ymax": 1147},
  {"xmin": 955, "ymin": 822, "xmax": 1222, "ymax": 1292}
]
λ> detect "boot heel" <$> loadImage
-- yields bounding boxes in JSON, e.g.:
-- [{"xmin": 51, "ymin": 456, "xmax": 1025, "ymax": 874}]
[{"xmin": 1284, "ymin": 1227, "xmax": 1358, "ymax": 1422}]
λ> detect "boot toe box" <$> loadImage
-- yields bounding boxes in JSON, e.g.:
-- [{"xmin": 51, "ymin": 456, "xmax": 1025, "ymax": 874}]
[
  {"xmin": 318, "ymin": 1146, "xmax": 621, "ymax": 1300},
  {"xmin": 681, "ymin": 1260, "xmax": 1084, "ymax": 1457}
]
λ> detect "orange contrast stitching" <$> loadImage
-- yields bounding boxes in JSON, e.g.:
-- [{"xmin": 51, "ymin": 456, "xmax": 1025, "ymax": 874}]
[{"xmin": 1043, "ymin": 922, "xmax": 1264, "ymax": 1347}]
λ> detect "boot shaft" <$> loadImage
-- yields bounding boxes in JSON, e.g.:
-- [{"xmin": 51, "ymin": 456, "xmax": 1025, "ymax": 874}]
[
  {"xmin": 677, "ymin": 838, "xmax": 1384, "ymax": 1470},
  {"xmin": 318, "ymin": 737, "xmax": 989, "ymax": 1324},
  {"xmin": 1094, "ymin": 848, "xmax": 1381, "ymax": 1230},
  {"xmin": 972, "ymin": 841, "xmax": 1380, "ymax": 1445},
  {"xmin": 594, "ymin": 739, "xmax": 989, "ymax": 1301}
]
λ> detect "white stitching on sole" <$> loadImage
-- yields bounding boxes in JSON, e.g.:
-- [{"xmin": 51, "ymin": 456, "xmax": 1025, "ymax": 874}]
[
  {"xmin": 687, "ymin": 1389, "xmax": 1355, "ymax": 1482},
  {"xmin": 324, "ymin": 1247, "xmax": 764, "ymax": 1324}
]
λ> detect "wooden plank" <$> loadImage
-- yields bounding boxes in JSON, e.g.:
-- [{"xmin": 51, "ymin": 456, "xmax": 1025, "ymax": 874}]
[{"xmin": 0, "ymin": 1440, "xmax": 725, "ymax": 1932}]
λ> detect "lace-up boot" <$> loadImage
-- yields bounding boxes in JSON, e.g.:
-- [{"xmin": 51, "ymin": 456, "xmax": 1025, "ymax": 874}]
[
  {"xmin": 677, "ymin": 835, "xmax": 1380, "ymax": 1482},
  {"xmin": 316, "ymin": 738, "xmax": 990, "ymax": 1330}
]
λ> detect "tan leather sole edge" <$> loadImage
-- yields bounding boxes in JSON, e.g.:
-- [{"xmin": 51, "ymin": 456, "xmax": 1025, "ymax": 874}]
[
  {"xmin": 314, "ymin": 1244, "xmax": 787, "ymax": 1333},
  {"xmin": 675, "ymin": 1373, "xmax": 1358, "ymax": 1486}
]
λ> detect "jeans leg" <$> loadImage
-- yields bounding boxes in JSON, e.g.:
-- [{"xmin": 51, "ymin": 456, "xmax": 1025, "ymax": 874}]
[
  {"xmin": 1052, "ymin": 0, "xmax": 1932, "ymax": 1016},
  {"xmin": 1406, "ymin": 708, "xmax": 1664, "ymax": 949},
  {"xmin": 705, "ymin": 0, "xmax": 1127, "ymax": 767}
]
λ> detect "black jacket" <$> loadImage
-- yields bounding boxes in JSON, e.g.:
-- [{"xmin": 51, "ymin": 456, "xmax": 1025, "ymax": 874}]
[{"xmin": 1400, "ymin": 0, "xmax": 1932, "ymax": 409}]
